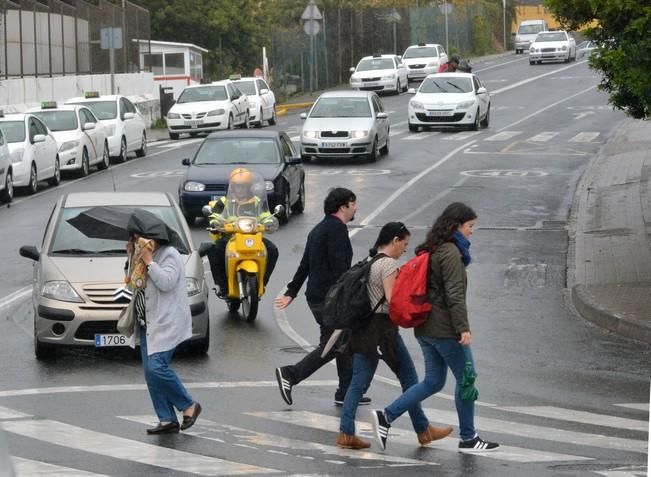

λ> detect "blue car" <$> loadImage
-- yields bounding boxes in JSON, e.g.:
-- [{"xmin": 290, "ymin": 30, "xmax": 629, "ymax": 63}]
[{"xmin": 179, "ymin": 130, "xmax": 305, "ymax": 225}]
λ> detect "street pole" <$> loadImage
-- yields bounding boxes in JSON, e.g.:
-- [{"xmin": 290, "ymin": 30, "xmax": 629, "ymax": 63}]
[
  {"xmin": 444, "ymin": 2, "xmax": 449, "ymax": 53},
  {"xmin": 393, "ymin": 21, "xmax": 397, "ymax": 55},
  {"xmin": 503, "ymin": 0, "xmax": 507, "ymax": 51}
]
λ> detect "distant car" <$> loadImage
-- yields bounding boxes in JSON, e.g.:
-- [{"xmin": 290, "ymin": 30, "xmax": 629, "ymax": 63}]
[
  {"xmin": 513, "ymin": 19, "xmax": 548, "ymax": 54},
  {"xmin": 401, "ymin": 43, "xmax": 449, "ymax": 82},
  {"xmin": 407, "ymin": 72, "xmax": 490, "ymax": 131},
  {"xmin": 529, "ymin": 30, "xmax": 577, "ymax": 64},
  {"xmin": 300, "ymin": 91, "xmax": 390, "ymax": 162},
  {"xmin": 66, "ymin": 92, "xmax": 147, "ymax": 163},
  {"xmin": 179, "ymin": 130, "xmax": 305, "ymax": 225},
  {"xmin": 349, "ymin": 54, "xmax": 408, "ymax": 94},
  {"xmin": 231, "ymin": 76, "xmax": 277, "ymax": 128},
  {"xmin": 0, "ymin": 113, "xmax": 60, "ymax": 194},
  {"xmin": 27, "ymin": 102, "xmax": 110, "ymax": 177},
  {"xmin": 19, "ymin": 192, "xmax": 210, "ymax": 359},
  {"xmin": 166, "ymin": 83, "xmax": 249, "ymax": 139},
  {"xmin": 0, "ymin": 128, "xmax": 13, "ymax": 203},
  {"xmin": 576, "ymin": 40, "xmax": 597, "ymax": 59}
]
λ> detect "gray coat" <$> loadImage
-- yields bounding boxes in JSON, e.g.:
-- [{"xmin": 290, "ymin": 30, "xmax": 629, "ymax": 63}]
[{"xmin": 139, "ymin": 245, "xmax": 192, "ymax": 355}]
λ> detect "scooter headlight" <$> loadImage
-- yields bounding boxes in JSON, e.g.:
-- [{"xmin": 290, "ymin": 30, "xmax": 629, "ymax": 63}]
[{"xmin": 236, "ymin": 217, "xmax": 257, "ymax": 233}]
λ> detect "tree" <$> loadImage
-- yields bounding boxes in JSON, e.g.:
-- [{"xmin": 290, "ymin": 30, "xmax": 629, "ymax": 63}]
[{"xmin": 545, "ymin": 0, "xmax": 651, "ymax": 119}]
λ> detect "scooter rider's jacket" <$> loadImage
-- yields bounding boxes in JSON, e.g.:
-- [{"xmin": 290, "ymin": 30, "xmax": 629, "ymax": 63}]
[{"xmin": 209, "ymin": 196, "xmax": 277, "ymax": 232}]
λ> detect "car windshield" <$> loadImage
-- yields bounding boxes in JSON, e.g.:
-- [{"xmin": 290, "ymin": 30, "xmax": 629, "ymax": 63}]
[
  {"xmin": 536, "ymin": 32, "xmax": 567, "ymax": 42},
  {"xmin": 69, "ymin": 101, "xmax": 117, "ymax": 120},
  {"xmin": 518, "ymin": 24, "xmax": 544, "ymax": 34},
  {"xmin": 310, "ymin": 97, "xmax": 371, "ymax": 118},
  {"xmin": 356, "ymin": 58, "xmax": 394, "ymax": 71},
  {"xmin": 193, "ymin": 138, "xmax": 280, "ymax": 165},
  {"xmin": 178, "ymin": 86, "xmax": 227, "ymax": 103},
  {"xmin": 49, "ymin": 206, "xmax": 189, "ymax": 255},
  {"xmin": 32, "ymin": 111, "xmax": 78, "ymax": 131},
  {"xmin": 0, "ymin": 121, "xmax": 26, "ymax": 143},
  {"xmin": 419, "ymin": 77, "xmax": 473, "ymax": 94},
  {"xmin": 403, "ymin": 47, "xmax": 437, "ymax": 59},
  {"xmin": 233, "ymin": 80, "xmax": 256, "ymax": 95}
]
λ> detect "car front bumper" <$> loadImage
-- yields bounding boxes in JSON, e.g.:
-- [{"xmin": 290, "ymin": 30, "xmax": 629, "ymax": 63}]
[
  {"xmin": 530, "ymin": 51, "xmax": 570, "ymax": 62},
  {"xmin": 406, "ymin": 66, "xmax": 438, "ymax": 81},
  {"xmin": 301, "ymin": 136, "xmax": 373, "ymax": 158},
  {"xmin": 167, "ymin": 114, "xmax": 228, "ymax": 134},
  {"xmin": 515, "ymin": 40, "xmax": 532, "ymax": 51},
  {"xmin": 10, "ymin": 160, "xmax": 31, "ymax": 187},
  {"xmin": 58, "ymin": 148, "xmax": 81, "ymax": 171},
  {"xmin": 409, "ymin": 107, "xmax": 478, "ymax": 127},
  {"xmin": 107, "ymin": 133, "xmax": 122, "ymax": 156},
  {"xmin": 350, "ymin": 78, "xmax": 397, "ymax": 92}
]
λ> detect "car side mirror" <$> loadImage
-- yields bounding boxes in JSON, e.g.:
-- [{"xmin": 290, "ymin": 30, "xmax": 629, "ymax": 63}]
[
  {"xmin": 287, "ymin": 156, "xmax": 302, "ymax": 165},
  {"xmin": 123, "ymin": 112, "xmax": 135, "ymax": 120},
  {"xmin": 349, "ymin": 67, "xmax": 356, "ymax": 73},
  {"xmin": 201, "ymin": 205, "xmax": 213, "ymax": 217},
  {"xmin": 300, "ymin": 112, "xmax": 307, "ymax": 120},
  {"xmin": 477, "ymin": 87, "xmax": 487, "ymax": 95},
  {"xmin": 182, "ymin": 158, "xmax": 191, "ymax": 166},
  {"xmin": 19, "ymin": 245, "xmax": 40, "ymax": 261},
  {"xmin": 82, "ymin": 122, "xmax": 96, "ymax": 131},
  {"xmin": 407, "ymin": 87, "xmax": 417, "ymax": 94},
  {"xmin": 376, "ymin": 112, "xmax": 388, "ymax": 119},
  {"xmin": 32, "ymin": 134, "xmax": 46, "ymax": 144},
  {"xmin": 259, "ymin": 88, "xmax": 269, "ymax": 94}
]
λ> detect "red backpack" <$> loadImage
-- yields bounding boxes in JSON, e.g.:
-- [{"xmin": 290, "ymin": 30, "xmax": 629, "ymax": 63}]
[{"xmin": 389, "ymin": 252, "xmax": 432, "ymax": 328}]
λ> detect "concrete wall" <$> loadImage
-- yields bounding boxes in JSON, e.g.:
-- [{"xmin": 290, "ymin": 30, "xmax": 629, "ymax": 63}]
[{"xmin": 0, "ymin": 72, "xmax": 160, "ymax": 127}]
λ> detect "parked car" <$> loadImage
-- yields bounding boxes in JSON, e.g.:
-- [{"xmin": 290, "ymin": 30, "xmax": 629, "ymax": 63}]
[
  {"xmin": 349, "ymin": 54, "xmax": 408, "ymax": 94},
  {"xmin": 27, "ymin": 102, "xmax": 110, "ymax": 177},
  {"xmin": 401, "ymin": 43, "xmax": 448, "ymax": 82},
  {"xmin": 179, "ymin": 130, "xmax": 305, "ymax": 225},
  {"xmin": 529, "ymin": 30, "xmax": 577, "ymax": 64},
  {"xmin": 576, "ymin": 40, "xmax": 597, "ymax": 59},
  {"xmin": 0, "ymin": 127, "xmax": 13, "ymax": 203},
  {"xmin": 166, "ymin": 83, "xmax": 249, "ymax": 139},
  {"xmin": 19, "ymin": 192, "xmax": 210, "ymax": 359},
  {"xmin": 66, "ymin": 92, "xmax": 147, "ymax": 163},
  {"xmin": 231, "ymin": 76, "xmax": 277, "ymax": 128},
  {"xmin": 513, "ymin": 19, "xmax": 548, "ymax": 54},
  {"xmin": 300, "ymin": 91, "xmax": 390, "ymax": 162},
  {"xmin": 0, "ymin": 113, "xmax": 60, "ymax": 194},
  {"xmin": 407, "ymin": 72, "xmax": 490, "ymax": 131}
]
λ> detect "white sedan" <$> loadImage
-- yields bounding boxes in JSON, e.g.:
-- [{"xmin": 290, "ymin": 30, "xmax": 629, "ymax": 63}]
[
  {"xmin": 28, "ymin": 103, "xmax": 110, "ymax": 177},
  {"xmin": 0, "ymin": 113, "xmax": 60, "ymax": 194},
  {"xmin": 529, "ymin": 31, "xmax": 577, "ymax": 64},
  {"xmin": 66, "ymin": 93, "xmax": 147, "ymax": 163},
  {"xmin": 407, "ymin": 73, "xmax": 490, "ymax": 131},
  {"xmin": 349, "ymin": 54, "xmax": 409, "ymax": 94},
  {"xmin": 166, "ymin": 82, "xmax": 249, "ymax": 139},
  {"xmin": 232, "ymin": 77, "xmax": 277, "ymax": 127},
  {"xmin": 0, "ymin": 128, "xmax": 13, "ymax": 203}
]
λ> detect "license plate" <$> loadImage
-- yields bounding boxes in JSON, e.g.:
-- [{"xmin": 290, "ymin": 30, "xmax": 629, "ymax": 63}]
[
  {"xmin": 320, "ymin": 142, "xmax": 347, "ymax": 148},
  {"xmin": 95, "ymin": 334, "xmax": 128, "ymax": 347},
  {"xmin": 364, "ymin": 82, "xmax": 379, "ymax": 87},
  {"xmin": 184, "ymin": 120, "xmax": 200, "ymax": 128},
  {"xmin": 427, "ymin": 111, "xmax": 454, "ymax": 117}
]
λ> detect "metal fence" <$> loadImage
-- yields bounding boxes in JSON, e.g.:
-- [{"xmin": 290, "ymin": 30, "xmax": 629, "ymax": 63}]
[
  {"xmin": 0, "ymin": 0, "xmax": 150, "ymax": 78},
  {"xmin": 269, "ymin": 1, "xmax": 509, "ymax": 101}
]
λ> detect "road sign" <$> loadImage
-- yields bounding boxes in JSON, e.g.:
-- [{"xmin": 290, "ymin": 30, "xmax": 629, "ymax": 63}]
[
  {"xmin": 303, "ymin": 20, "xmax": 320, "ymax": 36},
  {"xmin": 301, "ymin": 0, "xmax": 322, "ymax": 21},
  {"xmin": 438, "ymin": 2, "xmax": 453, "ymax": 15},
  {"xmin": 100, "ymin": 27, "xmax": 122, "ymax": 50}
]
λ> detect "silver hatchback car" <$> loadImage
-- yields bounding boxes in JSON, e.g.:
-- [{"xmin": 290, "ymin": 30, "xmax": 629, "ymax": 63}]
[{"xmin": 19, "ymin": 192, "xmax": 210, "ymax": 359}]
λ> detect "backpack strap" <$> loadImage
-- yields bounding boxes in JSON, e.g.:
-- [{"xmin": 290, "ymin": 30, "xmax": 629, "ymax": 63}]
[{"xmin": 367, "ymin": 253, "xmax": 388, "ymax": 314}]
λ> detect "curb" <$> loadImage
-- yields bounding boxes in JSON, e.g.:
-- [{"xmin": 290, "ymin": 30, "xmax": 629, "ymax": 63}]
[{"xmin": 277, "ymin": 101, "xmax": 314, "ymax": 117}]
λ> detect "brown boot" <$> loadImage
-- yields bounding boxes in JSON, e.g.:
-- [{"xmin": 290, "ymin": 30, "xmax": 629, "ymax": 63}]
[
  {"xmin": 417, "ymin": 424, "xmax": 454, "ymax": 446},
  {"xmin": 337, "ymin": 432, "xmax": 371, "ymax": 449}
]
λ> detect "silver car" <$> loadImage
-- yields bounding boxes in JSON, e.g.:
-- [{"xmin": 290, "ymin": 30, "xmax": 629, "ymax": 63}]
[
  {"xmin": 19, "ymin": 192, "xmax": 210, "ymax": 359},
  {"xmin": 300, "ymin": 91, "xmax": 390, "ymax": 162}
]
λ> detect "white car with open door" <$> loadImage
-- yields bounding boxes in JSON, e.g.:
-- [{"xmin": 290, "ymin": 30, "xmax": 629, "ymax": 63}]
[{"xmin": 230, "ymin": 75, "xmax": 277, "ymax": 128}]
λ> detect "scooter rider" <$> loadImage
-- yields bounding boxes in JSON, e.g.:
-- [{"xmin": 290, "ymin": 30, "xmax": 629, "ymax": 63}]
[{"xmin": 206, "ymin": 168, "xmax": 279, "ymax": 298}]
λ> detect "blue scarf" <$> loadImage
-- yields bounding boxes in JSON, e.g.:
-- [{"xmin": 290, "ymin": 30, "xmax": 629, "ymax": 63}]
[{"xmin": 452, "ymin": 230, "xmax": 472, "ymax": 266}]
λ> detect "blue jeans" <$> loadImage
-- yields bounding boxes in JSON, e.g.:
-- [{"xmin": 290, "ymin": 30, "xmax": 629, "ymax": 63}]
[
  {"xmin": 140, "ymin": 327, "xmax": 194, "ymax": 423},
  {"xmin": 384, "ymin": 337, "xmax": 476, "ymax": 440},
  {"xmin": 340, "ymin": 333, "xmax": 429, "ymax": 435}
]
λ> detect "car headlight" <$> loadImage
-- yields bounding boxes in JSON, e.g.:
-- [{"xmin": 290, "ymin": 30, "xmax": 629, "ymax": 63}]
[
  {"xmin": 561, "ymin": 45, "xmax": 567, "ymax": 51},
  {"xmin": 265, "ymin": 181, "xmax": 274, "ymax": 191},
  {"xmin": 208, "ymin": 109, "xmax": 225, "ymax": 116},
  {"xmin": 236, "ymin": 217, "xmax": 257, "ymax": 233},
  {"xmin": 167, "ymin": 112, "xmax": 181, "ymax": 119},
  {"xmin": 41, "ymin": 280, "xmax": 83, "ymax": 303},
  {"xmin": 105, "ymin": 124, "xmax": 116, "ymax": 137},
  {"xmin": 530, "ymin": 47, "xmax": 536, "ymax": 53},
  {"xmin": 456, "ymin": 100, "xmax": 475, "ymax": 110},
  {"xmin": 185, "ymin": 277, "xmax": 201, "ymax": 296},
  {"xmin": 303, "ymin": 130, "xmax": 317, "ymax": 139},
  {"xmin": 410, "ymin": 100, "xmax": 424, "ymax": 110},
  {"xmin": 59, "ymin": 140, "xmax": 79, "ymax": 153},
  {"xmin": 382, "ymin": 74, "xmax": 396, "ymax": 80},
  {"xmin": 10, "ymin": 148, "xmax": 24, "ymax": 163},
  {"xmin": 184, "ymin": 181, "xmax": 205, "ymax": 192},
  {"xmin": 351, "ymin": 130, "xmax": 368, "ymax": 139}
]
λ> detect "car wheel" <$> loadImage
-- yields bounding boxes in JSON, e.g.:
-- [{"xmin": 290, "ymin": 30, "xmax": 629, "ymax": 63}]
[
  {"xmin": 291, "ymin": 180, "xmax": 305, "ymax": 214},
  {"xmin": 48, "ymin": 157, "xmax": 61, "ymax": 186},
  {"xmin": 114, "ymin": 136, "xmax": 127, "ymax": 163},
  {"xmin": 480, "ymin": 105, "xmax": 490, "ymax": 128},
  {"xmin": 169, "ymin": 132, "xmax": 180, "ymax": 140},
  {"xmin": 367, "ymin": 136, "xmax": 379, "ymax": 163},
  {"xmin": 228, "ymin": 114, "xmax": 234, "ymax": 130},
  {"xmin": 408, "ymin": 122, "xmax": 419, "ymax": 132},
  {"xmin": 381, "ymin": 132, "xmax": 390, "ymax": 155},
  {"xmin": 529, "ymin": 60, "xmax": 535, "ymax": 65},
  {"xmin": 0, "ymin": 170, "xmax": 13, "ymax": 203},
  {"xmin": 79, "ymin": 148, "xmax": 90, "ymax": 177},
  {"xmin": 268, "ymin": 107, "xmax": 277, "ymax": 125},
  {"xmin": 279, "ymin": 187, "xmax": 292, "ymax": 225},
  {"xmin": 255, "ymin": 108, "xmax": 264, "ymax": 128},
  {"xmin": 27, "ymin": 163, "xmax": 38, "ymax": 194},
  {"xmin": 470, "ymin": 109, "xmax": 480, "ymax": 131},
  {"xmin": 135, "ymin": 132, "xmax": 147, "ymax": 157},
  {"xmin": 97, "ymin": 142, "xmax": 110, "ymax": 170},
  {"xmin": 395, "ymin": 79, "xmax": 401, "ymax": 95},
  {"xmin": 188, "ymin": 320, "xmax": 210, "ymax": 355}
]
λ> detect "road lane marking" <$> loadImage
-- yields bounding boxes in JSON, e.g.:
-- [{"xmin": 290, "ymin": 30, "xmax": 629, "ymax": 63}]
[
  {"xmin": 442, "ymin": 131, "xmax": 481, "ymax": 141},
  {"xmin": 2, "ymin": 419, "xmax": 280, "ymax": 475},
  {"xmin": 401, "ymin": 135, "xmax": 426, "ymax": 141},
  {"xmin": 0, "ymin": 287, "xmax": 30, "ymax": 311},
  {"xmin": 613, "ymin": 403, "xmax": 649, "ymax": 412},
  {"xmin": 528, "ymin": 131, "xmax": 559, "ymax": 142},
  {"xmin": 0, "ymin": 406, "xmax": 32, "ymax": 419},
  {"xmin": 568, "ymin": 132, "xmax": 600, "ymax": 143},
  {"xmin": 12, "ymin": 456, "xmax": 110, "ymax": 476},
  {"xmin": 491, "ymin": 59, "xmax": 589, "ymax": 96},
  {"xmin": 485, "ymin": 131, "xmax": 523, "ymax": 141}
]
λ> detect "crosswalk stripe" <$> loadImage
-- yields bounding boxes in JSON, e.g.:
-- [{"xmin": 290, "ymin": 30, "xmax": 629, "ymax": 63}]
[
  {"xmin": 402, "ymin": 135, "xmax": 427, "ymax": 141},
  {"xmin": 485, "ymin": 131, "xmax": 522, "ymax": 141},
  {"xmin": 2, "ymin": 419, "xmax": 280, "ymax": 475},
  {"xmin": 248, "ymin": 410, "xmax": 591, "ymax": 463},
  {"xmin": 119, "ymin": 415, "xmax": 431, "ymax": 467},
  {"xmin": 442, "ymin": 132, "xmax": 481, "ymax": 141},
  {"xmin": 423, "ymin": 408, "xmax": 646, "ymax": 454},
  {"xmin": 613, "ymin": 403, "xmax": 649, "ymax": 412},
  {"xmin": 497, "ymin": 406, "xmax": 647, "ymax": 432},
  {"xmin": 389, "ymin": 129, "xmax": 406, "ymax": 137},
  {"xmin": 528, "ymin": 131, "xmax": 559, "ymax": 142},
  {"xmin": 155, "ymin": 138, "xmax": 204, "ymax": 149},
  {"xmin": 12, "ymin": 456, "xmax": 110, "ymax": 476},
  {"xmin": 568, "ymin": 132, "xmax": 600, "ymax": 143},
  {"xmin": 0, "ymin": 406, "xmax": 31, "ymax": 420}
]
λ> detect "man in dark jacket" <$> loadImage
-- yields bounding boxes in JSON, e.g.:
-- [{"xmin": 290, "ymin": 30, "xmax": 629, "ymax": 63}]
[{"xmin": 274, "ymin": 187, "xmax": 370, "ymax": 406}]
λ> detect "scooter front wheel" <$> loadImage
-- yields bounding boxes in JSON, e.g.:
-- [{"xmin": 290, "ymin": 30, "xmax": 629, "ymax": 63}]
[{"xmin": 240, "ymin": 273, "xmax": 259, "ymax": 322}]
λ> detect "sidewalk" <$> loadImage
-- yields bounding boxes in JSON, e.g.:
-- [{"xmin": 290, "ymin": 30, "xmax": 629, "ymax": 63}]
[{"xmin": 569, "ymin": 118, "xmax": 651, "ymax": 344}]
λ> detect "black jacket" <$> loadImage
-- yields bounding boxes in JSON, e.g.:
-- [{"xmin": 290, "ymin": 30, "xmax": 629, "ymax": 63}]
[{"xmin": 285, "ymin": 215, "xmax": 352, "ymax": 303}]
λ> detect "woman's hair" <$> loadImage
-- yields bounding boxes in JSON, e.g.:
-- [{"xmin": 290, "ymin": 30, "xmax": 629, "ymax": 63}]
[
  {"xmin": 324, "ymin": 187, "xmax": 356, "ymax": 214},
  {"xmin": 415, "ymin": 202, "xmax": 477, "ymax": 254},
  {"xmin": 370, "ymin": 222, "xmax": 410, "ymax": 257}
]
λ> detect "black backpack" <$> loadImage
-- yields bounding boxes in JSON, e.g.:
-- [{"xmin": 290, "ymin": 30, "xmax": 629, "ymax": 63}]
[{"xmin": 322, "ymin": 254, "xmax": 387, "ymax": 330}]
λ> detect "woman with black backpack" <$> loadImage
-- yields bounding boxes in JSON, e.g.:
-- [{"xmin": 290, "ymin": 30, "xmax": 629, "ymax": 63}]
[{"xmin": 337, "ymin": 222, "xmax": 453, "ymax": 449}]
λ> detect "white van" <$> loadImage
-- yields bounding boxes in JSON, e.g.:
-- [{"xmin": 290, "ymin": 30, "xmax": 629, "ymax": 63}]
[{"xmin": 513, "ymin": 19, "xmax": 549, "ymax": 54}]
